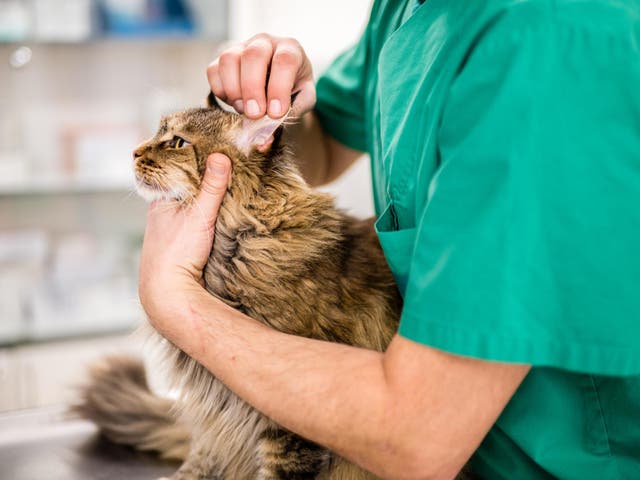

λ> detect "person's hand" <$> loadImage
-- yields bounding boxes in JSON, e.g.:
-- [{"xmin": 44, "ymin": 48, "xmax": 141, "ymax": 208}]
[
  {"xmin": 138, "ymin": 153, "xmax": 231, "ymax": 345},
  {"xmin": 207, "ymin": 34, "xmax": 315, "ymax": 119}
]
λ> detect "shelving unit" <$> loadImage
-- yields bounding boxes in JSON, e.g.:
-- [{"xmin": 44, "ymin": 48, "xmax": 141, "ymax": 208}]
[
  {"xmin": 0, "ymin": 0, "xmax": 235, "ymax": 409},
  {"xmin": 0, "ymin": 32, "xmax": 208, "ymax": 409},
  {"xmin": 0, "ymin": 4, "xmax": 229, "ymax": 347},
  {"xmin": 0, "ymin": 0, "xmax": 375, "ymax": 413}
]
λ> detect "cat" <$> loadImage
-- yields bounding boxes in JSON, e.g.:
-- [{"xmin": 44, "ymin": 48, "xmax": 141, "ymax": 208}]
[{"xmin": 74, "ymin": 94, "xmax": 404, "ymax": 480}]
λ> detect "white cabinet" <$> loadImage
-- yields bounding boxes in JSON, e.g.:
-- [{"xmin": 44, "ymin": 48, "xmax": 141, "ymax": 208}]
[
  {"xmin": 0, "ymin": 334, "xmax": 139, "ymax": 411},
  {"xmin": 0, "ymin": 349, "xmax": 20, "ymax": 411}
]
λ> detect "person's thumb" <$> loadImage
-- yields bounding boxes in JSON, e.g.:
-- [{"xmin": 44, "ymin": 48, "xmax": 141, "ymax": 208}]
[{"xmin": 195, "ymin": 153, "xmax": 231, "ymax": 222}]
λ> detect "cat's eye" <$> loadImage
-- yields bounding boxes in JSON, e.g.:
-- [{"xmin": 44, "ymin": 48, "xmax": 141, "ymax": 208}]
[{"xmin": 166, "ymin": 136, "xmax": 190, "ymax": 149}]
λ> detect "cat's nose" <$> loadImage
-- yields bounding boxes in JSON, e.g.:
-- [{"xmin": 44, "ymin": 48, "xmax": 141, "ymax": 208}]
[{"xmin": 133, "ymin": 147, "xmax": 144, "ymax": 160}]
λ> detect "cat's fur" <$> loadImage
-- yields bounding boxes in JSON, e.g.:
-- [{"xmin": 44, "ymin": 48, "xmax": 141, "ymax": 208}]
[{"xmin": 75, "ymin": 96, "xmax": 403, "ymax": 480}]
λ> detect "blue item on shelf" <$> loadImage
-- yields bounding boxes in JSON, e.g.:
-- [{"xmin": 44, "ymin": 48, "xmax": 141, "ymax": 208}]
[{"xmin": 98, "ymin": 0, "xmax": 195, "ymax": 38}]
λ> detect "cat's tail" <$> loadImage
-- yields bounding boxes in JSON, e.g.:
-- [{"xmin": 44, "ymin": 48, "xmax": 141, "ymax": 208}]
[{"xmin": 71, "ymin": 355, "xmax": 190, "ymax": 461}]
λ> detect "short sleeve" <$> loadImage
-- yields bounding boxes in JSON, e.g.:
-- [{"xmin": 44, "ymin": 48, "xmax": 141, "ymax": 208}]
[
  {"xmin": 398, "ymin": 14, "xmax": 640, "ymax": 376},
  {"xmin": 314, "ymin": 26, "xmax": 370, "ymax": 152}
]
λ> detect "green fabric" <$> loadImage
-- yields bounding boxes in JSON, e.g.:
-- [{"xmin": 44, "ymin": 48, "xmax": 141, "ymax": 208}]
[{"xmin": 315, "ymin": 0, "xmax": 640, "ymax": 479}]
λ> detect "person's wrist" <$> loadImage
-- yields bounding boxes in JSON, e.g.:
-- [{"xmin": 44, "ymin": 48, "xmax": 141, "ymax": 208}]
[
  {"xmin": 168, "ymin": 283, "xmax": 227, "ymax": 360},
  {"xmin": 140, "ymin": 274, "xmax": 207, "ymax": 340}
]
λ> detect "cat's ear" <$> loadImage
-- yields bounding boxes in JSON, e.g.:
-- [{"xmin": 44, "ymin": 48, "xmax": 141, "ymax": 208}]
[
  {"xmin": 206, "ymin": 92, "xmax": 239, "ymax": 114},
  {"xmin": 207, "ymin": 91, "xmax": 226, "ymax": 108},
  {"xmin": 206, "ymin": 91, "xmax": 289, "ymax": 154},
  {"xmin": 206, "ymin": 92, "xmax": 219, "ymax": 109},
  {"xmin": 234, "ymin": 115, "xmax": 287, "ymax": 155},
  {"xmin": 234, "ymin": 92, "xmax": 299, "ymax": 153}
]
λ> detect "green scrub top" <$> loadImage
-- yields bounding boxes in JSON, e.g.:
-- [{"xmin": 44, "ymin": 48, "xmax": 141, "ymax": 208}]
[{"xmin": 314, "ymin": 0, "xmax": 640, "ymax": 478}]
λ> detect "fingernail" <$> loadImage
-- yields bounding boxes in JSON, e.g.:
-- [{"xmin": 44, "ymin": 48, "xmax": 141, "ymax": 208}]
[
  {"xmin": 233, "ymin": 99, "xmax": 243, "ymax": 112},
  {"xmin": 269, "ymin": 99, "xmax": 282, "ymax": 116},
  {"xmin": 246, "ymin": 99, "xmax": 259, "ymax": 116},
  {"xmin": 209, "ymin": 156, "xmax": 227, "ymax": 176}
]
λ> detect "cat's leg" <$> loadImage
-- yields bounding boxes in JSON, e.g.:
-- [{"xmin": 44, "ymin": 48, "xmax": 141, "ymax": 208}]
[
  {"xmin": 157, "ymin": 439, "xmax": 222, "ymax": 480},
  {"xmin": 256, "ymin": 428, "xmax": 330, "ymax": 480}
]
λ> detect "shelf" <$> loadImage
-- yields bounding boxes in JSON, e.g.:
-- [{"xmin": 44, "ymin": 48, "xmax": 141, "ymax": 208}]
[
  {"xmin": 0, "ymin": 177, "xmax": 136, "ymax": 196},
  {"xmin": 0, "ymin": 318, "xmax": 141, "ymax": 348},
  {"xmin": 0, "ymin": 0, "xmax": 228, "ymax": 47},
  {"xmin": 0, "ymin": 34, "xmax": 223, "ymax": 47}
]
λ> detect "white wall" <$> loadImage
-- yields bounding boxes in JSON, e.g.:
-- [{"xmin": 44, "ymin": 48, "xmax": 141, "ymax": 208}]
[{"xmin": 229, "ymin": 0, "xmax": 371, "ymax": 69}]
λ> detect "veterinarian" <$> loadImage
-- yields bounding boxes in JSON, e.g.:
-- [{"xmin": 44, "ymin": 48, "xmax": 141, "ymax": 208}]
[{"xmin": 138, "ymin": 1, "xmax": 640, "ymax": 478}]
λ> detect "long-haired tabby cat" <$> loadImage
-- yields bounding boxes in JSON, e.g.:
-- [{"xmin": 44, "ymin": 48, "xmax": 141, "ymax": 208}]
[{"xmin": 75, "ymin": 94, "xmax": 404, "ymax": 480}]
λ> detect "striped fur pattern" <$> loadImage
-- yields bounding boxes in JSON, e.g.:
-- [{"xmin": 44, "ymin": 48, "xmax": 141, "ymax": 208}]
[{"xmin": 76, "ymin": 97, "xmax": 404, "ymax": 479}]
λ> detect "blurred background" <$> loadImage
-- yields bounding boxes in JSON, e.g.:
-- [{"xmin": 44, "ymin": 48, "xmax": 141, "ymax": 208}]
[{"xmin": 0, "ymin": 0, "xmax": 372, "ymax": 412}]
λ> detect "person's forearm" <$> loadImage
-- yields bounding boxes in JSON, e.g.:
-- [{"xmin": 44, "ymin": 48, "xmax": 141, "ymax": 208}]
[
  {"xmin": 181, "ymin": 291, "xmax": 416, "ymax": 479},
  {"xmin": 285, "ymin": 111, "xmax": 363, "ymax": 186},
  {"xmin": 157, "ymin": 286, "xmax": 527, "ymax": 480}
]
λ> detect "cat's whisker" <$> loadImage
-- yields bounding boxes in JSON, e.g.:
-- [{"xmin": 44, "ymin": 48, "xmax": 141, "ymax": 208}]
[{"xmin": 120, "ymin": 187, "xmax": 139, "ymax": 205}]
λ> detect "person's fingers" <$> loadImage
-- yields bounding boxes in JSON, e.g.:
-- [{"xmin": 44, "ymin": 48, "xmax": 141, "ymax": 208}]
[
  {"xmin": 266, "ymin": 39, "xmax": 306, "ymax": 118},
  {"xmin": 209, "ymin": 35, "xmax": 313, "ymax": 118},
  {"xmin": 206, "ymin": 59, "xmax": 226, "ymax": 101},
  {"xmin": 217, "ymin": 45, "xmax": 244, "ymax": 111},
  {"xmin": 290, "ymin": 78, "xmax": 317, "ymax": 118},
  {"xmin": 240, "ymin": 35, "xmax": 274, "ymax": 118},
  {"xmin": 194, "ymin": 154, "xmax": 231, "ymax": 230}
]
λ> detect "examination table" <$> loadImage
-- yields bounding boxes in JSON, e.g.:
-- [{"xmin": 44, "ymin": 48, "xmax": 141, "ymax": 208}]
[{"xmin": 0, "ymin": 406, "xmax": 177, "ymax": 479}]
